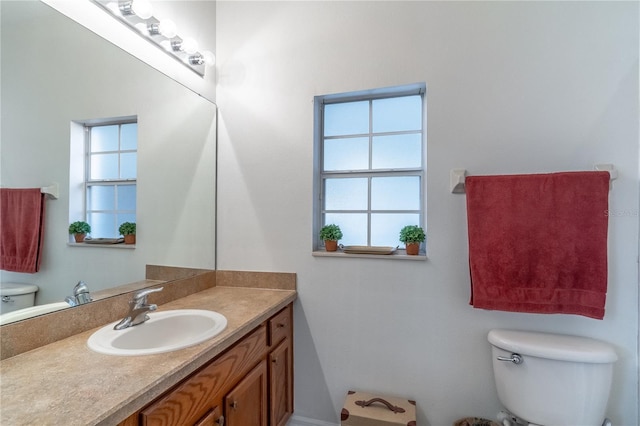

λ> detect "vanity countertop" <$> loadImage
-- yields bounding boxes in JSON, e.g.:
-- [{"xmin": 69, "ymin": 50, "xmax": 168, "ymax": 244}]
[{"xmin": 0, "ymin": 285, "xmax": 297, "ymax": 426}]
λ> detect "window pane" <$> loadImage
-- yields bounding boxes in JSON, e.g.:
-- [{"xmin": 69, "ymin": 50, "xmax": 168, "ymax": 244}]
[
  {"xmin": 91, "ymin": 125, "xmax": 118, "ymax": 152},
  {"xmin": 324, "ymin": 101, "xmax": 369, "ymax": 136},
  {"xmin": 118, "ymin": 185, "xmax": 136, "ymax": 211},
  {"xmin": 324, "ymin": 137, "xmax": 369, "ymax": 171},
  {"xmin": 371, "ymin": 176, "xmax": 420, "ymax": 210},
  {"xmin": 371, "ymin": 213, "xmax": 420, "ymax": 246},
  {"xmin": 90, "ymin": 153, "xmax": 119, "ymax": 180},
  {"xmin": 324, "ymin": 213, "xmax": 367, "ymax": 246},
  {"xmin": 87, "ymin": 185, "xmax": 114, "ymax": 211},
  {"xmin": 121, "ymin": 123, "xmax": 137, "ymax": 150},
  {"xmin": 120, "ymin": 153, "xmax": 137, "ymax": 179},
  {"xmin": 372, "ymin": 134, "xmax": 422, "ymax": 169},
  {"xmin": 325, "ymin": 178, "xmax": 368, "ymax": 210},
  {"xmin": 372, "ymin": 95, "xmax": 422, "ymax": 133},
  {"xmin": 88, "ymin": 212, "xmax": 116, "ymax": 238}
]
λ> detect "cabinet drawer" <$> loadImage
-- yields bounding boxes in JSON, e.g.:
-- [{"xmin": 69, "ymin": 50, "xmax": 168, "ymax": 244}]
[
  {"xmin": 141, "ymin": 324, "xmax": 268, "ymax": 426},
  {"xmin": 268, "ymin": 305, "xmax": 292, "ymax": 347}
]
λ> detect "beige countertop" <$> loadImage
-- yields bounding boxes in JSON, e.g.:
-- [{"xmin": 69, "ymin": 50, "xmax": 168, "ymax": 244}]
[{"xmin": 0, "ymin": 285, "xmax": 297, "ymax": 425}]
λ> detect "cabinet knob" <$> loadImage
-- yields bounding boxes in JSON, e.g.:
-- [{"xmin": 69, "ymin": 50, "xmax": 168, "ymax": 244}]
[
  {"xmin": 217, "ymin": 415, "xmax": 225, "ymax": 426},
  {"xmin": 272, "ymin": 357, "xmax": 278, "ymax": 364},
  {"xmin": 230, "ymin": 400, "xmax": 238, "ymax": 410}
]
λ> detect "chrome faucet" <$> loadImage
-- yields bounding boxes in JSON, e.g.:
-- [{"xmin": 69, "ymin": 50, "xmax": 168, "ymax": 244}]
[
  {"xmin": 113, "ymin": 287, "xmax": 164, "ymax": 330},
  {"xmin": 65, "ymin": 281, "xmax": 92, "ymax": 307}
]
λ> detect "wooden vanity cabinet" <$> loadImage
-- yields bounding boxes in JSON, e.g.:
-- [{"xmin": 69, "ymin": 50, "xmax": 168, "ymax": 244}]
[
  {"xmin": 268, "ymin": 306, "xmax": 293, "ymax": 426},
  {"xmin": 119, "ymin": 304, "xmax": 293, "ymax": 426},
  {"xmin": 225, "ymin": 359, "xmax": 268, "ymax": 426}
]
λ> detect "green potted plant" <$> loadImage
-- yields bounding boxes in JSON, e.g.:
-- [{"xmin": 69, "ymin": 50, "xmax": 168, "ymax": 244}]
[
  {"xmin": 118, "ymin": 222, "xmax": 136, "ymax": 244},
  {"xmin": 69, "ymin": 221, "xmax": 91, "ymax": 243},
  {"xmin": 399, "ymin": 225, "xmax": 425, "ymax": 255},
  {"xmin": 319, "ymin": 224, "xmax": 343, "ymax": 252}
]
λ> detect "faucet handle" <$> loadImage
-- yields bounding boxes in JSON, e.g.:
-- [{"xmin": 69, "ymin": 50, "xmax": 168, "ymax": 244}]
[
  {"xmin": 73, "ymin": 281, "xmax": 89, "ymax": 295},
  {"xmin": 132, "ymin": 287, "xmax": 163, "ymax": 305}
]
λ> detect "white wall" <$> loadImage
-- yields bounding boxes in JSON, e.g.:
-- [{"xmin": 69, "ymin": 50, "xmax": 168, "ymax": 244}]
[
  {"xmin": 1, "ymin": 1, "xmax": 217, "ymax": 304},
  {"xmin": 215, "ymin": 2, "xmax": 639, "ymax": 425}
]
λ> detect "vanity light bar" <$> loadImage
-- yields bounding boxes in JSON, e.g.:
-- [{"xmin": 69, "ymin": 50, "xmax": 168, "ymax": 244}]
[{"xmin": 91, "ymin": 0, "xmax": 214, "ymax": 77}]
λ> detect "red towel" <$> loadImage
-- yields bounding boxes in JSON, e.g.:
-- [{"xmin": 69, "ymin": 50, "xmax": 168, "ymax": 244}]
[
  {"xmin": 0, "ymin": 188, "xmax": 46, "ymax": 273},
  {"xmin": 466, "ymin": 171, "xmax": 610, "ymax": 320}
]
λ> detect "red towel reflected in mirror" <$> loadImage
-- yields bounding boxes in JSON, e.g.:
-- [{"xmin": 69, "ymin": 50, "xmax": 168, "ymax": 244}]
[{"xmin": 1, "ymin": 188, "xmax": 46, "ymax": 273}]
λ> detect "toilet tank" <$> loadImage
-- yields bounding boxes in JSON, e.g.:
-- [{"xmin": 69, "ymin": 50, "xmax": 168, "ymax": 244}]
[
  {"xmin": 488, "ymin": 329, "xmax": 617, "ymax": 426},
  {"xmin": 0, "ymin": 283, "xmax": 39, "ymax": 314}
]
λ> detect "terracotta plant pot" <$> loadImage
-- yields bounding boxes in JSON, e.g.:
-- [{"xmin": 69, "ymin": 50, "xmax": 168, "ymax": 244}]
[
  {"xmin": 74, "ymin": 233, "xmax": 86, "ymax": 243},
  {"xmin": 405, "ymin": 242, "xmax": 420, "ymax": 255},
  {"xmin": 324, "ymin": 240, "xmax": 338, "ymax": 252},
  {"xmin": 124, "ymin": 234, "xmax": 136, "ymax": 245}
]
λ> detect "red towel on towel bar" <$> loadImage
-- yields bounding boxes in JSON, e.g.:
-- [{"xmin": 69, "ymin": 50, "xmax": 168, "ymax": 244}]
[
  {"xmin": 465, "ymin": 171, "xmax": 610, "ymax": 320},
  {"xmin": 0, "ymin": 188, "xmax": 46, "ymax": 273}
]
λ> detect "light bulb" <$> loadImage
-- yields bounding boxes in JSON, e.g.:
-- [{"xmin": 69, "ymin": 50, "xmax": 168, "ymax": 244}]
[
  {"xmin": 201, "ymin": 51, "xmax": 216, "ymax": 66},
  {"xmin": 131, "ymin": 0, "xmax": 153, "ymax": 19},
  {"xmin": 158, "ymin": 19, "xmax": 177, "ymax": 38},
  {"xmin": 182, "ymin": 37, "xmax": 198, "ymax": 54},
  {"xmin": 106, "ymin": 2, "xmax": 120, "ymax": 14}
]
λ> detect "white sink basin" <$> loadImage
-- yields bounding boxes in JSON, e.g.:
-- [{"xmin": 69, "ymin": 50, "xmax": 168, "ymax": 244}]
[{"xmin": 87, "ymin": 309, "xmax": 227, "ymax": 356}]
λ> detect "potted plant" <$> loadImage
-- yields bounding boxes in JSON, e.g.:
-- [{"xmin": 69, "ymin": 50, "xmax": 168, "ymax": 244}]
[
  {"xmin": 319, "ymin": 224, "xmax": 343, "ymax": 252},
  {"xmin": 69, "ymin": 221, "xmax": 91, "ymax": 243},
  {"xmin": 119, "ymin": 222, "xmax": 136, "ymax": 244},
  {"xmin": 399, "ymin": 225, "xmax": 425, "ymax": 255}
]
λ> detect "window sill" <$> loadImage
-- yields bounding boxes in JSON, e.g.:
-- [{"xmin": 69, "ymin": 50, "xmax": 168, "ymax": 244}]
[
  {"xmin": 67, "ymin": 242, "xmax": 135, "ymax": 249},
  {"xmin": 312, "ymin": 249, "xmax": 426, "ymax": 260}
]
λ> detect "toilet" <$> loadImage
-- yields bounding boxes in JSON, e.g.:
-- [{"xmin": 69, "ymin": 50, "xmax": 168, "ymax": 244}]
[
  {"xmin": 488, "ymin": 329, "xmax": 617, "ymax": 426},
  {"xmin": 0, "ymin": 282, "xmax": 39, "ymax": 314}
]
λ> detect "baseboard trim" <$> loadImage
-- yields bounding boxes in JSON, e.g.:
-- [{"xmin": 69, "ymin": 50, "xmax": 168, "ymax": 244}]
[{"xmin": 288, "ymin": 414, "xmax": 339, "ymax": 426}]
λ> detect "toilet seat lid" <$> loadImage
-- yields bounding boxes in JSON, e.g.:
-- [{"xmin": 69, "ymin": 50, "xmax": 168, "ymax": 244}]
[
  {"xmin": 0, "ymin": 282, "xmax": 39, "ymax": 296},
  {"xmin": 488, "ymin": 329, "xmax": 618, "ymax": 363}
]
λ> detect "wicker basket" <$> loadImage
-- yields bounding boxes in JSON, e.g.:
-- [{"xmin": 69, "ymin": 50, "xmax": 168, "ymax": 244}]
[{"xmin": 453, "ymin": 417, "xmax": 501, "ymax": 426}]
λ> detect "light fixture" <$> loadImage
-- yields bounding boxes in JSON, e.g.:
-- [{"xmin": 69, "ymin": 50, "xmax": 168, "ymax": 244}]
[
  {"xmin": 201, "ymin": 51, "xmax": 216, "ymax": 66},
  {"xmin": 92, "ymin": 0, "xmax": 214, "ymax": 77},
  {"xmin": 147, "ymin": 19, "xmax": 177, "ymax": 38},
  {"xmin": 189, "ymin": 52, "xmax": 215, "ymax": 67},
  {"xmin": 118, "ymin": 0, "xmax": 153, "ymax": 19},
  {"xmin": 131, "ymin": 0, "xmax": 153, "ymax": 19},
  {"xmin": 181, "ymin": 37, "xmax": 198, "ymax": 55}
]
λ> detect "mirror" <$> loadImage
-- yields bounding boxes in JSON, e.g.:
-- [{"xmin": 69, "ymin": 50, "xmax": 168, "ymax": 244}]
[{"xmin": 0, "ymin": 1, "xmax": 217, "ymax": 321}]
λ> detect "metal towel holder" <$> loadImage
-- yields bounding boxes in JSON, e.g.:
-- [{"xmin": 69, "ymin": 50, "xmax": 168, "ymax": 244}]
[{"xmin": 450, "ymin": 164, "xmax": 617, "ymax": 194}]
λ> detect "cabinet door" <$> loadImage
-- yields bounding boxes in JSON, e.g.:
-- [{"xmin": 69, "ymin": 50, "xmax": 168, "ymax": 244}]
[
  {"xmin": 269, "ymin": 339, "xmax": 293, "ymax": 426},
  {"xmin": 141, "ymin": 325, "xmax": 267, "ymax": 426},
  {"xmin": 225, "ymin": 360, "xmax": 267, "ymax": 426},
  {"xmin": 193, "ymin": 406, "xmax": 223, "ymax": 426}
]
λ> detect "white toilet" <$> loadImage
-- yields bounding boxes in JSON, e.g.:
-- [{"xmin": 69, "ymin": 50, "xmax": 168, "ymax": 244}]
[
  {"xmin": 0, "ymin": 282, "xmax": 39, "ymax": 314},
  {"xmin": 488, "ymin": 329, "xmax": 617, "ymax": 426}
]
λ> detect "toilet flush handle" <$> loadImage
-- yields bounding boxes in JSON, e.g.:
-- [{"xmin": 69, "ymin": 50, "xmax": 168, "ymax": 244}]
[{"xmin": 497, "ymin": 353, "xmax": 523, "ymax": 364}]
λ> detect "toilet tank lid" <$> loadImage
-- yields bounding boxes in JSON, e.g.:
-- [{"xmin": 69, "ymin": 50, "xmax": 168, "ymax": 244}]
[
  {"xmin": 488, "ymin": 329, "xmax": 618, "ymax": 363},
  {"xmin": 0, "ymin": 282, "xmax": 39, "ymax": 296}
]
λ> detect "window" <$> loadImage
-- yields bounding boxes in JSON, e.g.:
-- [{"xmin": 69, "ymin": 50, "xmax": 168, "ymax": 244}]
[
  {"xmin": 84, "ymin": 120, "xmax": 137, "ymax": 238},
  {"xmin": 313, "ymin": 83, "xmax": 426, "ymax": 253}
]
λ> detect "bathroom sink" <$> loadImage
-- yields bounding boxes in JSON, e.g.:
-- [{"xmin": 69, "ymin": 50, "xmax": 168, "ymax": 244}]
[{"xmin": 87, "ymin": 309, "xmax": 227, "ymax": 356}]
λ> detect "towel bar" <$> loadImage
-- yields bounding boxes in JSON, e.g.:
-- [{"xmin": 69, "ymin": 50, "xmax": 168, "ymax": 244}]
[
  {"xmin": 41, "ymin": 183, "xmax": 59, "ymax": 200},
  {"xmin": 450, "ymin": 165, "xmax": 617, "ymax": 194}
]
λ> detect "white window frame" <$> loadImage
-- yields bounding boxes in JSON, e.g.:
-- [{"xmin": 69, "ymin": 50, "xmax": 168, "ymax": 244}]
[
  {"xmin": 312, "ymin": 83, "xmax": 427, "ymax": 257},
  {"xmin": 83, "ymin": 117, "xmax": 137, "ymax": 239}
]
